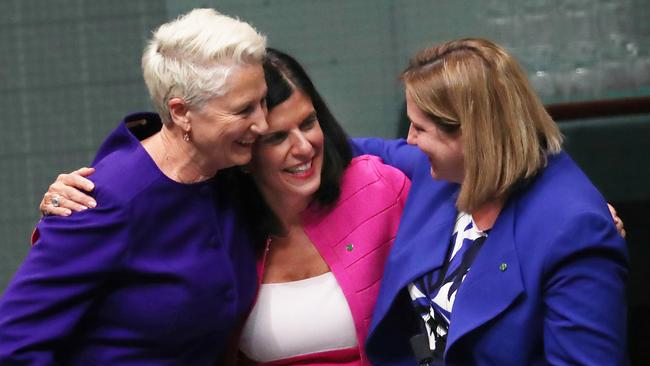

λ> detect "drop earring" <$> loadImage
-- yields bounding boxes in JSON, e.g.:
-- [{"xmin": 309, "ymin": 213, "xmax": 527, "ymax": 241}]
[{"xmin": 183, "ymin": 128, "xmax": 191, "ymax": 142}]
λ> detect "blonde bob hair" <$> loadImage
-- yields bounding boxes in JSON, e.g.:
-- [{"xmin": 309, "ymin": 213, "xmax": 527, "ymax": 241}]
[
  {"xmin": 402, "ymin": 38, "xmax": 563, "ymax": 212},
  {"xmin": 141, "ymin": 8, "xmax": 267, "ymax": 124}
]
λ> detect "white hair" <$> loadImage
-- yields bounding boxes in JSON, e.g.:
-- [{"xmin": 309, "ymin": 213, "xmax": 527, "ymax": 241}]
[{"xmin": 141, "ymin": 8, "xmax": 267, "ymax": 123}]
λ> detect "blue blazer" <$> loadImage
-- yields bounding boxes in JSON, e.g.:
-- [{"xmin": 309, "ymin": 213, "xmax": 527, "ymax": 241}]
[{"xmin": 352, "ymin": 138, "xmax": 628, "ymax": 365}]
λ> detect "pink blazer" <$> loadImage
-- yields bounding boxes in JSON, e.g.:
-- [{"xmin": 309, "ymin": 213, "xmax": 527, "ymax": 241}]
[{"xmin": 255, "ymin": 155, "xmax": 410, "ymax": 365}]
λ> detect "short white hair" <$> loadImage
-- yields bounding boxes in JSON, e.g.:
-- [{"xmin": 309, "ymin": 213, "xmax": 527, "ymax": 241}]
[{"xmin": 142, "ymin": 8, "xmax": 267, "ymax": 123}]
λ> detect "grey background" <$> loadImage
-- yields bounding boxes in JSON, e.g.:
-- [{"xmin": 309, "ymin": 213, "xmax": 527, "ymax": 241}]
[{"xmin": 1, "ymin": 3, "xmax": 649, "ymax": 356}]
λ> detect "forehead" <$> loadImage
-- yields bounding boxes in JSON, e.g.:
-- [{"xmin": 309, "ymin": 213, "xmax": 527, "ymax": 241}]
[
  {"xmin": 405, "ymin": 92, "xmax": 433, "ymax": 126},
  {"xmin": 267, "ymin": 91, "xmax": 315, "ymax": 130},
  {"xmin": 220, "ymin": 64, "xmax": 267, "ymax": 106}
]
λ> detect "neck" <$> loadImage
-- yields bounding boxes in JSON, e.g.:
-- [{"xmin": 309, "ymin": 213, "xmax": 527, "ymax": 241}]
[
  {"xmin": 264, "ymin": 192, "xmax": 312, "ymax": 233},
  {"xmin": 142, "ymin": 126, "xmax": 218, "ymax": 184},
  {"xmin": 470, "ymin": 197, "xmax": 505, "ymax": 231}
]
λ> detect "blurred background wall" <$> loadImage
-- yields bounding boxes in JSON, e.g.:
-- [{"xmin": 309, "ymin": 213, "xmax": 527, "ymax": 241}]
[{"xmin": 1, "ymin": 0, "xmax": 648, "ymax": 362}]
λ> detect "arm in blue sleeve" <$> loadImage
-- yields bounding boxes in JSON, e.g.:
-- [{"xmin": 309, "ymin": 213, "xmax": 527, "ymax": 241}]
[
  {"xmin": 0, "ymin": 187, "xmax": 129, "ymax": 363},
  {"xmin": 350, "ymin": 137, "xmax": 423, "ymax": 179},
  {"xmin": 543, "ymin": 211, "xmax": 629, "ymax": 365}
]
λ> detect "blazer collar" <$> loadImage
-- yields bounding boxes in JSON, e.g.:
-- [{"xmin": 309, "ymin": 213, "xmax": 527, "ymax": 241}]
[
  {"xmin": 369, "ymin": 167, "xmax": 459, "ymax": 335},
  {"xmin": 445, "ymin": 196, "xmax": 524, "ymax": 354}
]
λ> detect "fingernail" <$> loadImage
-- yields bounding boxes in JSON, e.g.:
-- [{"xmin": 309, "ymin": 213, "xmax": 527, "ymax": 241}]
[
  {"xmin": 88, "ymin": 200, "xmax": 96, "ymax": 208},
  {"xmin": 63, "ymin": 209, "xmax": 72, "ymax": 216},
  {"xmin": 80, "ymin": 206, "xmax": 88, "ymax": 211}
]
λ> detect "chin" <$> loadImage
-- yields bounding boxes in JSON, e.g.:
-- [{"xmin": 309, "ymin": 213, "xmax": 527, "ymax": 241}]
[
  {"xmin": 291, "ymin": 180, "xmax": 320, "ymax": 200},
  {"xmin": 231, "ymin": 153, "xmax": 253, "ymax": 167},
  {"xmin": 429, "ymin": 166, "xmax": 438, "ymax": 179}
]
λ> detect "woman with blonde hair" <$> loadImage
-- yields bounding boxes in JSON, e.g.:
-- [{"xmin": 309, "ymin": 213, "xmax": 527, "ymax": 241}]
[{"xmin": 356, "ymin": 38, "xmax": 628, "ymax": 365}]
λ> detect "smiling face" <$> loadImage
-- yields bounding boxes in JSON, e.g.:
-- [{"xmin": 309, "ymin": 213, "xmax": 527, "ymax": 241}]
[
  {"xmin": 405, "ymin": 91, "xmax": 464, "ymax": 183},
  {"xmin": 186, "ymin": 63, "xmax": 268, "ymax": 170},
  {"xmin": 249, "ymin": 90, "xmax": 324, "ymax": 209}
]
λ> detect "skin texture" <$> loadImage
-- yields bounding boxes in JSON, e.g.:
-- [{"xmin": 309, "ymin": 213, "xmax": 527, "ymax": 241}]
[
  {"xmin": 405, "ymin": 92, "xmax": 464, "ymax": 184},
  {"xmin": 251, "ymin": 91, "xmax": 324, "ymax": 220},
  {"xmin": 39, "ymin": 88, "xmax": 628, "ymax": 236},
  {"xmin": 39, "ymin": 65, "xmax": 269, "ymax": 215},
  {"xmin": 160, "ymin": 63, "xmax": 269, "ymax": 182},
  {"xmin": 38, "ymin": 83, "xmax": 628, "ymax": 237},
  {"xmin": 249, "ymin": 90, "xmax": 329, "ymax": 283},
  {"xmin": 40, "ymin": 90, "xmax": 334, "ymax": 285}
]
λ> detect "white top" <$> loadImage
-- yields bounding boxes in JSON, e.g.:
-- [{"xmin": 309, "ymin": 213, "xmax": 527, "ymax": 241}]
[{"xmin": 239, "ymin": 271, "xmax": 358, "ymax": 362}]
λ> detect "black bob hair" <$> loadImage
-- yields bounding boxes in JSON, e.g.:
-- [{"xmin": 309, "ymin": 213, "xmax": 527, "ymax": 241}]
[{"xmin": 223, "ymin": 48, "xmax": 352, "ymax": 244}]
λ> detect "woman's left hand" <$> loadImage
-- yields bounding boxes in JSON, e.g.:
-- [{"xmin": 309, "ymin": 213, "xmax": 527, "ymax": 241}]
[
  {"xmin": 608, "ymin": 203, "xmax": 626, "ymax": 238},
  {"xmin": 40, "ymin": 167, "xmax": 96, "ymax": 217}
]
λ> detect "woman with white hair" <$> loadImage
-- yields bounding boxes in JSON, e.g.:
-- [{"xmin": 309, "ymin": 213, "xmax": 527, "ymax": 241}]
[{"xmin": 0, "ymin": 9, "xmax": 268, "ymax": 365}]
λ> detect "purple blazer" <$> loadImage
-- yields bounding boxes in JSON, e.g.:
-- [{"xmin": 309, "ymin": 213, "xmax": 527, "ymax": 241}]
[{"xmin": 0, "ymin": 113, "xmax": 257, "ymax": 365}]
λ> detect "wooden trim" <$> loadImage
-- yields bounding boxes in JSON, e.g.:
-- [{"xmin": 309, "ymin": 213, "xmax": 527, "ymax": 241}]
[{"xmin": 545, "ymin": 96, "xmax": 650, "ymax": 121}]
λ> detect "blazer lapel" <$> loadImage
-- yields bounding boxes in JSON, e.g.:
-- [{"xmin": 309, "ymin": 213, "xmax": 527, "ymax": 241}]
[
  {"xmin": 445, "ymin": 199, "xmax": 524, "ymax": 353},
  {"xmin": 369, "ymin": 173, "xmax": 459, "ymax": 334}
]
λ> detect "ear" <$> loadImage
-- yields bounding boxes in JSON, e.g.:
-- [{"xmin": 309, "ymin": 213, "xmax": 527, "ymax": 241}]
[{"xmin": 168, "ymin": 97, "xmax": 190, "ymax": 130}]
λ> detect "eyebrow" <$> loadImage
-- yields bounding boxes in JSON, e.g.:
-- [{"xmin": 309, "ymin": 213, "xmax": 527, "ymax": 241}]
[
  {"xmin": 232, "ymin": 91, "xmax": 267, "ymax": 114},
  {"xmin": 408, "ymin": 117, "xmax": 424, "ymax": 129},
  {"xmin": 263, "ymin": 110, "xmax": 318, "ymax": 136},
  {"xmin": 301, "ymin": 111, "xmax": 317, "ymax": 124}
]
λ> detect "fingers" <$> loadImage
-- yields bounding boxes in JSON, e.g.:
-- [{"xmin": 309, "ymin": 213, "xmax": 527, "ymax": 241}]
[
  {"xmin": 614, "ymin": 217, "xmax": 626, "ymax": 239},
  {"xmin": 48, "ymin": 180, "xmax": 96, "ymax": 210},
  {"xmin": 607, "ymin": 203, "xmax": 626, "ymax": 239},
  {"xmin": 59, "ymin": 168, "xmax": 95, "ymax": 192},
  {"xmin": 40, "ymin": 192, "xmax": 72, "ymax": 217},
  {"xmin": 40, "ymin": 168, "xmax": 98, "ymax": 218},
  {"xmin": 72, "ymin": 166, "xmax": 95, "ymax": 177},
  {"xmin": 607, "ymin": 203, "xmax": 617, "ymax": 216}
]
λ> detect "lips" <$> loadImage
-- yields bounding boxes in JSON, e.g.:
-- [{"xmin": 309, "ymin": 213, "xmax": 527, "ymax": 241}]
[
  {"xmin": 283, "ymin": 160, "xmax": 314, "ymax": 179},
  {"xmin": 236, "ymin": 139, "xmax": 255, "ymax": 146}
]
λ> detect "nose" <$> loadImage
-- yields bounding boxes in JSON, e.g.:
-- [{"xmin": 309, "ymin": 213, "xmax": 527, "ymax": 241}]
[
  {"xmin": 249, "ymin": 104, "xmax": 268, "ymax": 135},
  {"xmin": 290, "ymin": 132, "xmax": 312, "ymax": 157},
  {"xmin": 406, "ymin": 123, "xmax": 417, "ymax": 145}
]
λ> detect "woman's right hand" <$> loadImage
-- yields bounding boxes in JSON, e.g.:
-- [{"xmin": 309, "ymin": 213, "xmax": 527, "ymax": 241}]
[{"xmin": 40, "ymin": 167, "xmax": 97, "ymax": 217}]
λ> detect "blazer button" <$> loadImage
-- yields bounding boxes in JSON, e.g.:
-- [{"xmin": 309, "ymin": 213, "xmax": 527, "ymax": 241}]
[
  {"xmin": 346, "ymin": 243, "xmax": 354, "ymax": 252},
  {"xmin": 499, "ymin": 263, "xmax": 508, "ymax": 272}
]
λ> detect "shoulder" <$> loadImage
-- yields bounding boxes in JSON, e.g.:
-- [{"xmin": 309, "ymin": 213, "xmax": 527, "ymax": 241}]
[
  {"xmin": 350, "ymin": 138, "xmax": 425, "ymax": 178},
  {"xmin": 511, "ymin": 152, "xmax": 627, "ymax": 266},
  {"xmin": 341, "ymin": 155, "xmax": 410, "ymax": 198},
  {"xmin": 516, "ymin": 152, "xmax": 610, "ymax": 223},
  {"xmin": 90, "ymin": 142, "xmax": 164, "ymax": 209},
  {"xmin": 303, "ymin": 155, "xmax": 408, "ymax": 236}
]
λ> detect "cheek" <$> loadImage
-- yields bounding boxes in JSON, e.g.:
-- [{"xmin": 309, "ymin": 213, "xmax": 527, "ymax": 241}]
[
  {"xmin": 249, "ymin": 146, "xmax": 268, "ymax": 170},
  {"xmin": 452, "ymin": 140, "xmax": 464, "ymax": 161},
  {"xmin": 254, "ymin": 145, "xmax": 285, "ymax": 171},
  {"xmin": 310, "ymin": 129, "xmax": 325, "ymax": 151},
  {"xmin": 421, "ymin": 138, "xmax": 438, "ymax": 157}
]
